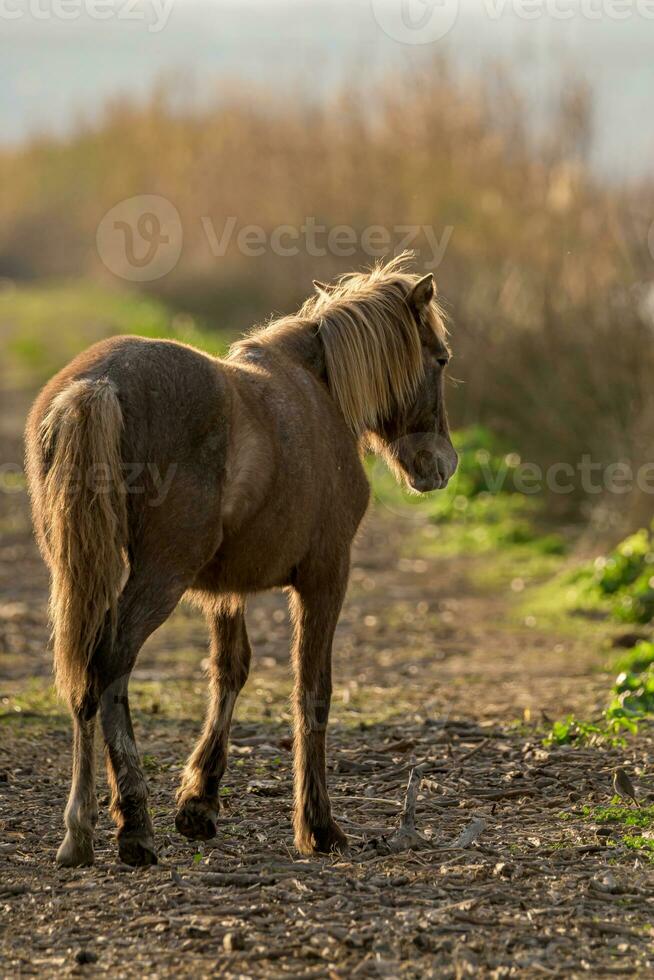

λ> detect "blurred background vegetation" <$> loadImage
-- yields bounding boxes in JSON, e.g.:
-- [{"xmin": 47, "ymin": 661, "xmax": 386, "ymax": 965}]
[
  {"xmin": 1, "ymin": 0, "xmax": 654, "ymax": 738},
  {"xmin": 1, "ymin": 2, "xmax": 654, "ymax": 541}
]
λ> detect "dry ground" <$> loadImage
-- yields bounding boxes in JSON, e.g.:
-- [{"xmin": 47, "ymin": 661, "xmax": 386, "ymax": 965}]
[{"xmin": 1, "ymin": 409, "xmax": 653, "ymax": 979}]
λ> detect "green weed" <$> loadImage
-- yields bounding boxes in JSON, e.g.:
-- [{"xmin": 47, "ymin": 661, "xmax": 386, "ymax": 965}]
[
  {"xmin": 563, "ymin": 527, "xmax": 654, "ymax": 626},
  {"xmin": 582, "ymin": 804, "xmax": 654, "ymax": 830},
  {"xmin": 545, "ymin": 641, "xmax": 654, "ymax": 744},
  {"xmin": 577, "ymin": 805, "xmax": 654, "ymax": 863},
  {"xmin": 370, "ymin": 426, "xmax": 566, "ymax": 560},
  {"xmin": 622, "ymin": 835, "xmax": 654, "ymax": 861},
  {"xmin": 545, "ymin": 715, "xmax": 606, "ymax": 746}
]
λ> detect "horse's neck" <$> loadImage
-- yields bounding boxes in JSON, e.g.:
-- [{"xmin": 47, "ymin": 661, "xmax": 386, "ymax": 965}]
[{"xmin": 257, "ymin": 320, "xmax": 326, "ymax": 381}]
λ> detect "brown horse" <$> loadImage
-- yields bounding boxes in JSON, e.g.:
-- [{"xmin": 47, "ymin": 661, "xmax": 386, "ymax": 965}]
[{"xmin": 24, "ymin": 254, "xmax": 457, "ymax": 867}]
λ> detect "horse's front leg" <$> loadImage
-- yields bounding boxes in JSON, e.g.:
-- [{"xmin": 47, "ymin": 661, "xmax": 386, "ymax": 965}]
[
  {"xmin": 175, "ymin": 597, "xmax": 251, "ymax": 840},
  {"xmin": 291, "ymin": 563, "xmax": 348, "ymax": 855}
]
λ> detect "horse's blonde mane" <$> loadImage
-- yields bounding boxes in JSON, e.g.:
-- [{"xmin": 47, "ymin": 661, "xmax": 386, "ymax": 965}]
[{"xmin": 233, "ymin": 252, "xmax": 447, "ymax": 434}]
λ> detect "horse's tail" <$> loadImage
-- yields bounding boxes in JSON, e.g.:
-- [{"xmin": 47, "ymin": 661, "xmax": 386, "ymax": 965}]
[{"xmin": 39, "ymin": 378, "xmax": 128, "ymax": 710}]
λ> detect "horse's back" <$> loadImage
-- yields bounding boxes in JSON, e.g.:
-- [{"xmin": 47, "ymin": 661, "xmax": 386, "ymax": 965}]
[
  {"xmin": 25, "ymin": 336, "xmax": 230, "ymax": 568},
  {"xmin": 28, "ymin": 335, "xmax": 227, "ymax": 464}
]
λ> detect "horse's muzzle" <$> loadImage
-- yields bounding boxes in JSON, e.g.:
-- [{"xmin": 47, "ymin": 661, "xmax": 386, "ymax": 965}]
[{"xmin": 397, "ymin": 433, "xmax": 458, "ymax": 493}]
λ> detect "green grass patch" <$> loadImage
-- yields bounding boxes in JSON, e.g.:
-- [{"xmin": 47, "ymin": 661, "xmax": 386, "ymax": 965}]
[
  {"xmin": 370, "ymin": 425, "xmax": 566, "ymax": 561},
  {"xmin": 0, "ymin": 279, "xmax": 232, "ymax": 389},
  {"xmin": 0, "ymin": 681, "xmax": 65, "ymax": 729},
  {"xmin": 612, "ymin": 642, "xmax": 654, "ymax": 675},
  {"xmin": 0, "ymin": 672, "xmax": 420, "ymax": 740},
  {"xmin": 370, "ymin": 426, "xmax": 572, "ymax": 610},
  {"xmin": 608, "ymin": 662, "xmax": 654, "ymax": 728},
  {"xmin": 622, "ymin": 834, "xmax": 654, "ymax": 861},
  {"xmin": 582, "ymin": 803, "xmax": 654, "ymax": 830},
  {"xmin": 548, "ymin": 526, "xmax": 654, "ymax": 626},
  {"xmin": 545, "ymin": 641, "xmax": 654, "ymax": 745},
  {"xmin": 577, "ymin": 804, "xmax": 654, "ymax": 863},
  {"xmin": 545, "ymin": 715, "xmax": 608, "ymax": 746}
]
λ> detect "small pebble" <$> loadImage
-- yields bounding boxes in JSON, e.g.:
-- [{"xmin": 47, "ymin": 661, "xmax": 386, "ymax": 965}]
[
  {"xmin": 74, "ymin": 950, "xmax": 98, "ymax": 965},
  {"xmin": 223, "ymin": 931, "xmax": 245, "ymax": 952}
]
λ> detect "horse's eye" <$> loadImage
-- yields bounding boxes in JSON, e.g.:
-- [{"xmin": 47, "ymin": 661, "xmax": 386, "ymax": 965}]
[{"xmin": 437, "ymin": 356, "xmax": 449, "ymax": 368}]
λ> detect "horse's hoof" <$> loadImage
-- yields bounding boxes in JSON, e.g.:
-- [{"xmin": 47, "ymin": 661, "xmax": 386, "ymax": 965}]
[
  {"xmin": 175, "ymin": 797, "xmax": 218, "ymax": 841},
  {"xmin": 118, "ymin": 831, "xmax": 158, "ymax": 867},
  {"xmin": 56, "ymin": 830, "xmax": 95, "ymax": 867},
  {"xmin": 295, "ymin": 819, "xmax": 348, "ymax": 856}
]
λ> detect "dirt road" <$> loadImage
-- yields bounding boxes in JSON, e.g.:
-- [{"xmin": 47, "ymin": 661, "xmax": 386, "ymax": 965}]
[{"xmin": 1, "ymin": 414, "xmax": 653, "ymax": 978}]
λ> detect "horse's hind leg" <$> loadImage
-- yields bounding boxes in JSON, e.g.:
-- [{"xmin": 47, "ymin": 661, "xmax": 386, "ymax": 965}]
[
  {"xmin": 175, "ymin": 597, "xmax": 251, "ymax": 840},
  {"xmin": 97, "ymin": 567, "xmax": 192, "ymax": 866},
  {"xmin": 56, "ymin": 697, "xmax": 99, "ymax": 867}
]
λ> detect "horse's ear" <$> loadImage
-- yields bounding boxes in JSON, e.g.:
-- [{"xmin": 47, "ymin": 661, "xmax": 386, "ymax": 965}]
[
  {"xmin": 313, "ymin": 280, "xmax": 329, "ymax": 293},
  {"xmin": 409, "ymin": 274, "xmax": 435, "ymax": 311}
]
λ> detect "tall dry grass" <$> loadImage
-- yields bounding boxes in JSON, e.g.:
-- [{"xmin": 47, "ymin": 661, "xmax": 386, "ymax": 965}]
[{"xmin": 1, "ymin": 61, "xmax": 653, "ymax": 528}]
